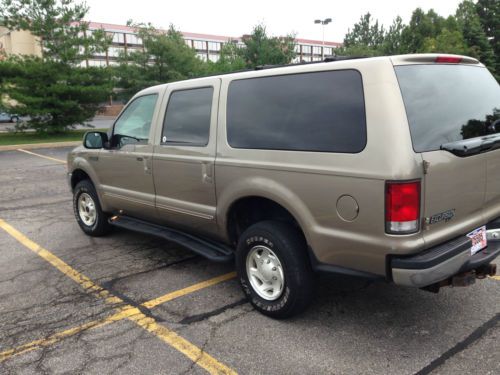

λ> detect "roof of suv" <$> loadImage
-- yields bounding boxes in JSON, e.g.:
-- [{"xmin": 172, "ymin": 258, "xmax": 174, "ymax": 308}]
[{"xmin": 135, "ymin": 53, "xmax": 482, "ymax": 97}]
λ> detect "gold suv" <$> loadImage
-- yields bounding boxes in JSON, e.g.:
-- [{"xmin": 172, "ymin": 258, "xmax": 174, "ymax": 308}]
[{"xmin": 68, "ymin": 54, "xmax": 500, "ymax": 318}]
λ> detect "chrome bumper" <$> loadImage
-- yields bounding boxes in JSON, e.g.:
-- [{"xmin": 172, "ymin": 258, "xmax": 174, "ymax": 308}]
[{"xmin": 391, "ymin": 228, "xmax": 500, "ymax": 288}]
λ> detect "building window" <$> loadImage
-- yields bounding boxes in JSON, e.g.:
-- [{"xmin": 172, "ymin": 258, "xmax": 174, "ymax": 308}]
[
  {"xmin": 208, "ymin": 42, "xmax": 220, "ymax": 51},
  {"xmin": 108, "ymin": 47, "xmax": 123, "ymax": 58},
  {"xmin": 126, "ymin": 34, "xmax": 142, "ymax": 45},
  {"xmin": 197, "ymin": 53, "xmax": 207, "ymax": 61},
  {"xmin": 112, "ymin": 33, "xmax": 125, "ymax": 44},
  {"xmin": 312, "ymin": 46, "xmax": 322, "ymax": 55},
  {"xmin": 302, "ymin": 45, "xmax": 311, "ymax": 54},
  {"xmin": 193, "ymin": 40, "xmax": 206, "ymax": 50},
  {"xmin": 208, "ymin": 54, "xmax": 219, "ymax": 62}
]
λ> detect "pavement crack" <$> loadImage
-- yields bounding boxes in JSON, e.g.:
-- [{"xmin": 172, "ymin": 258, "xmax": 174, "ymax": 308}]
[
  {"xmin": 413, "ymin": 312, "xmax": 500, "ymax": 375},
  {"xmin": 99, "ymin": 255, "xmax": 198, "ymax": 289},
  {"xmin": 178, "ymin": 299, "xmax": 247, "ymax": 325}
]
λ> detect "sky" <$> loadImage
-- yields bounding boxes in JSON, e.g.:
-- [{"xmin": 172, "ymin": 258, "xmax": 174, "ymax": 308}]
[{"xmin": 85, "ymin": 0, "xmax": 465, "ymax": 43}]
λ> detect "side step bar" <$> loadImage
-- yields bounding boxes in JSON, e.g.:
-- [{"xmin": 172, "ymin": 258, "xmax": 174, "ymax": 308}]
[{"xmin": 109, "ymin": 215, "xmax": 234, "ymax": 262}]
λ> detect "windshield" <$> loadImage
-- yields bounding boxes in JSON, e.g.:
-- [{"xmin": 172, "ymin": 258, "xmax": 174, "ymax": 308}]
[{"xmin": 395, "ymin": 65, "xmax": 500, "ymax": 153}]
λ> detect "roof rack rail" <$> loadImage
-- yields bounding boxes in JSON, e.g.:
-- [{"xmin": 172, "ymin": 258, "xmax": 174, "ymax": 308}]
[
  {"xmin": 193, "ymin": 55, "xmax": 370, "ymax": 80},
  {"xmin": 323, "ymin": 55, "xmax": 368, "ymax": 62},
  {"xmin": 254, "ymin": 55, "xmax": 369, "ymax": 71}
]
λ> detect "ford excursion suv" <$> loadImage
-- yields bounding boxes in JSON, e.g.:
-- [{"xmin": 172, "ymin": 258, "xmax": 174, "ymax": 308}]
[{"xmin": 68, "ymin": 54, "xmax": 499, "ymax": 318}]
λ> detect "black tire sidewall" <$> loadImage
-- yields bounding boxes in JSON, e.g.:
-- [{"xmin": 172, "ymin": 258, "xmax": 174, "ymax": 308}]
[
  {"xmin": 236, "ymin": 221, "xmax": 314, "ymax": 319},
  {"xmin": 73, "ymin": 180, "xmax": 108, "ymax": 236}
]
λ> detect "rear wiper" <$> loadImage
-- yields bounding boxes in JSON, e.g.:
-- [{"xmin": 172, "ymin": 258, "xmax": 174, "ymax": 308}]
[{"xmin": 440, "ymin": 134, "xmax": 500, "ymax": 157}]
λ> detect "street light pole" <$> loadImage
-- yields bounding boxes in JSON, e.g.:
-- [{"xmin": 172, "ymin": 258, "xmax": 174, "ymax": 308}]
[{"xmin": 314, "ymin": 18, "xmax": 332, "ymax": 58}]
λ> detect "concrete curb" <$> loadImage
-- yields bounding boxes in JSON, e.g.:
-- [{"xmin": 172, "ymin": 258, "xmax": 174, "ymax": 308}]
[{"xmin": 0, "ymin": 141, "xmax": 80, "ymax": 152}]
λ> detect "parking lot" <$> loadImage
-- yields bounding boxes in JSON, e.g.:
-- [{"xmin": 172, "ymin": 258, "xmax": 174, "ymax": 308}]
[{"xmin": 0, "ymin": 146, "xmax": 498, "ymax": 374}]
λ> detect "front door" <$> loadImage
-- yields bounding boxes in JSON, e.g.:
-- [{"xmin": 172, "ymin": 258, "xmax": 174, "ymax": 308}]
[
  {"xmin": 96, "ymin": 93, "xmax": 160, "ymax": 219},
  {"xmin": 152, "ymin": 78, "xmax": 220, "ymax": 237}
]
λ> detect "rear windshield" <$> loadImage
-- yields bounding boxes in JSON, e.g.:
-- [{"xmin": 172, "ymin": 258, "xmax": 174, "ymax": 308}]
[{"xmin": 395, "ymin": 65, "xmax": 500, "ymax": 152}]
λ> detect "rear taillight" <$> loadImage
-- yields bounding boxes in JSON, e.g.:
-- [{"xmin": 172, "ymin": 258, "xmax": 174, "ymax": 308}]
[
  {"xmin": 435, "ymin": 56, "xmax": 462, "ymax": 64},
  {"xmin": 385, "ymin": 180, "xmax": 421, "ymax": 234}
]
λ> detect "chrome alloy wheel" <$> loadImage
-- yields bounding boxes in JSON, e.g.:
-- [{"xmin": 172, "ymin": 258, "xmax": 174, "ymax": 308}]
[
  {"xmin": 246, "ymin": 245, "xmax": 285, "ymax": 301},
  {"xmin": 78, "ymin": 193, "xmax": 97, "ymax": 226}
]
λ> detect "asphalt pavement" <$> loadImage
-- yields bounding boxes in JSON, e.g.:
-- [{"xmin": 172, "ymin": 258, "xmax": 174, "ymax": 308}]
[{"xmin": 0, "ymin": 146, "xmax": 498, "ymax": 374}]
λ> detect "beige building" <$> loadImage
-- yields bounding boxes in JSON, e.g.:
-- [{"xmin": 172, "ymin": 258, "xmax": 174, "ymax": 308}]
[
  {"xmin": 0, "ymin": 26, "xmax": 42, "ymax": 59},
  {"xmin": 84, "ymin": 22, "xmax": 341, "ymax": 67},
  {"xmin": 0, "ymin": 21, "xmax": 341, "ymax": 64}
]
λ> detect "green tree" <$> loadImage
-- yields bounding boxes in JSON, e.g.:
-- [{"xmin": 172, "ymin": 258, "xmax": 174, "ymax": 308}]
[
  {"xmin": 422, "ymin": 28, "xmax": 469, "ymax": 55},
  {"xmin": 476, "ymin": 0, "xmax": 499, "ymax": 78},
  {"xmin": 456, "ymin": 0, "xmax": 496, "ymax": 74},
  {"xmin": 382, "ymin": 16, "xmax": 407, "ymax": 54},
  {"xmin": 0, "ymin": 0, "xmax": 112, "ymax": 132},
  {"xmin": 337, "ymin": 13, "xmax": 387, "ymax": 56},
  {"xmin": 239, "ymin": 24, "xmax": 296, "ymax": 67},
  {"xmin": 402, "ymin": 8, "xmax": 446, "ymax": 53},
  {"xmin": 0, "ymin": 57, "xmax": 111, "ymax": 132},
  {"xmin": 115, "ymin": 22, "xmax": 205, "ymax": 99},
  {"xmin": 344, "ymin": 13, "xmax": 385, "ymax": 49},
  {"xmin": 207, "ymin": 42, "xmax": 246, "ymax": 74},
  {"xmin": 0, "ymin": 0, "xmax": 110, "ymax": 64},
  {"xmin": 476, "ymin": 0, "xmax": 499, "ymax": 58}
]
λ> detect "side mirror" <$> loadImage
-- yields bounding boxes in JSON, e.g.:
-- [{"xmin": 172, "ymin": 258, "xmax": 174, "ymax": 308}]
[{"xmin": 83, "ymin": 131, "xmax": 108, "ymax": 149}]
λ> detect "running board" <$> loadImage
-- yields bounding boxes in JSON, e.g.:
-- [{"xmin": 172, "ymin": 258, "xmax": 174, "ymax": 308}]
[{"xmin": 109, "ymin": 215, "xmax": 234, "ymax": 262}]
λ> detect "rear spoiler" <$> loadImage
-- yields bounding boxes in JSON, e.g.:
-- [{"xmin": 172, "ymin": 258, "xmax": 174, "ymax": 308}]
[{"xmin": 391, "ymin": 54, "xmax": 481, "ymax": 66}]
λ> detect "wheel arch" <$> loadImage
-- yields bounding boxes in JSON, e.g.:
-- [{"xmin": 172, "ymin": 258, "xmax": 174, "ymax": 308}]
[
  {"xmin": 224, "ymin": 195, "xmax": 310, "ymax": 248},
  {"xmin": 70, "ymin": 157, "xmax": 109, "ymax": 211}
]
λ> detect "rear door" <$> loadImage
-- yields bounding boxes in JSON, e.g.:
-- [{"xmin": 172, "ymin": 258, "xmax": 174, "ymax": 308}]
[
  {"xmin": 152, "ymin": 78, "xmax": 220, "ymax": 236},
  {"xmin": 394, "ymin": 60, "xmax": 500, "ymax": 246}
]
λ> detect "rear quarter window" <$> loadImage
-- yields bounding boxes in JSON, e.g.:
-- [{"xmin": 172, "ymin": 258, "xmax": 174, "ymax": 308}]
[{"xmin": 226, "ymin": 70, "xmax": 366, "ymax": 153}]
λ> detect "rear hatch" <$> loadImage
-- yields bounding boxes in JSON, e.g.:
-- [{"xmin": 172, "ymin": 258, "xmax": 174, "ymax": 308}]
[{"xmin": 393, "ymin": 56, "xmax": 500, "ymax": 247}]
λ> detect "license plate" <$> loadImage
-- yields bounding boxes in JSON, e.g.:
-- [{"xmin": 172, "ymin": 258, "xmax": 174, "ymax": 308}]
[{"xmin": 467, "ymin": 226, "xmax": 487, "ymax": 255}]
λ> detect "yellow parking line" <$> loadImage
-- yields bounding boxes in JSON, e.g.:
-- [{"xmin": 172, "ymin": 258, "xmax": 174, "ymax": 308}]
[
  {"xmin": 17, "ymin": 148, "xmax": 66, "ymax": 164},
  {"xmin": 0, "ymin": 316, "xmax": 114, "ymax": 362},
  {"xmin": 0, "ymin": 219, "xmax": 237, "ymax": 374},
  {"xmin": 130, "ymin": 312, "xmax": 236, "ymax": 375},
  {"xmin": 0, "ymin": 219, "xmax": 121, "ymax": 305},
  {"xmin": 142, "ymin": 271, "xmax": 236, "ymax": 309},
  {"xmin": 0, "ymin": 273, "xmax": 238, "ymax": 365}
]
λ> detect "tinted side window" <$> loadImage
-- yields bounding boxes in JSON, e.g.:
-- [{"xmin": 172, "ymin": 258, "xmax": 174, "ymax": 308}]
[
  {"xmin": 227, "ymin": 70, "xmax": 366, "ymax": 153},
  {"xmin": 113, "ymin": 94, "xmax": 158, "ymax": 147},
  {"xmin": 162, "ymin": 87, "xmax": 214, "ymax": 146}
]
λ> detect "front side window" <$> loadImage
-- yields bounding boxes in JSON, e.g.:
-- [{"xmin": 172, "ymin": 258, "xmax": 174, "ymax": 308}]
[
  {"xmin": 113, "ymin": 94, "xmax": 158, "ymax": 147},
  {"xmin": 162, "ymin": 87, "xmax": 213, "ymax": 146},
  {"xmin": 227, "ymin": 70, "xmax": 366, "ymax": 153}
]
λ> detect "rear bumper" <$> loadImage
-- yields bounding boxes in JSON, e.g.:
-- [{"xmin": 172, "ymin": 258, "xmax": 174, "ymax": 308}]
[{"xmin": 391, "ymin": 224, "xmax": 500, "ymax": 288}]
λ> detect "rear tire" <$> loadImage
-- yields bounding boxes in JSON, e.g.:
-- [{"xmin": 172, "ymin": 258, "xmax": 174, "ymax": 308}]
[
  {"xmin": 73, "ymin": 180, "xmax": 111, "ymax": 237},
  {"xmin": 235, "ymin": 220, "xmax": 315, "ymax": 319},
  {"xmin": 10, "ymin": 116, "xmax": 19, "ymax": 123}
]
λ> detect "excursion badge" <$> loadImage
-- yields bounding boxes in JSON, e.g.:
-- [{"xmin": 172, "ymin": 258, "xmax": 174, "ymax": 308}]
[{"xmin": 425, "ymin": 209, "xmax": 455, "ymax": 225}]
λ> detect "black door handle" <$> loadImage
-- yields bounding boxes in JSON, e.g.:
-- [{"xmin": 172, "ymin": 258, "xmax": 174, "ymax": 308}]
[{"xmin": 136, "ymin": 157, "xmax": 143, "ymax": 161}]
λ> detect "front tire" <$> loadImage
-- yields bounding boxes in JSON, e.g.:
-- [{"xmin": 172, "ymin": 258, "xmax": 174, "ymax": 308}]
[
  {"xmin": 236, "ymin": 221, "xmax": 315, "ymax": 319},
  {"xmin": 73, "ymin": 180, "xmax": 111, "ymax": 236}
]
